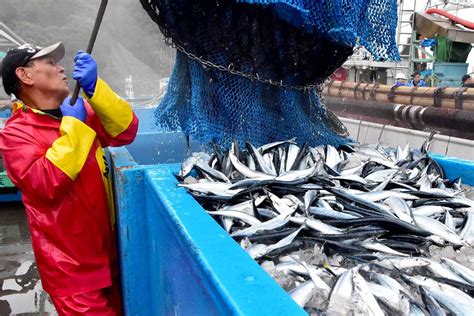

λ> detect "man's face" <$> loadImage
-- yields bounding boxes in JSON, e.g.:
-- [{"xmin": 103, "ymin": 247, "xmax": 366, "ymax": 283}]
[
  {"xmin": 398, "ymin": 78, "xmax": 406, "ymax": 84},
  {"xmin": 21, "ymin": 56, "xmax": 69, "ymax": 101},
  {"xmin": 414, "ymin": 75, "xmax": 421, "ymax": 82},
  {"xmin": 466, "ymin": 77, "xmax": 473, "ymax": 84}
]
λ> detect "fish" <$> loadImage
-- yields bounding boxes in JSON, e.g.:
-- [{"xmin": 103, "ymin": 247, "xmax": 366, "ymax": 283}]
[
  {"xmin": 460, "ymin": 209, "xmax": 474, "ymax": 246},
  {"xmin": 308, "ymin": 206, "xmax": 360, "ymax": 220},
  {"xmin": 384, "ymin": 196, "xmax": 415, "ymax": 224},
  {"xmin": 368, "ymin": 282, "xmax": 410, "ymax": 315},
  {"xmin": 245, "ymin": 142, "xmax": 277, "ymax": 176},
  {"xmin": 403, "ymin": 275, "xmax": 474, "ymax": 316},
  {"xmin": 194, "ymin": 162, "xmax": 231, "ymax": 183},
  {"xmin": 246, "ymin": 226, "xmax": 303, "ymax": 259},
  {"xmin": 441, "ymin": 257, "xmax": 474, "ymax": 285},
  {"xmin": 207, "ymin": 210, "xmax": 261, "ymax": 226},
  {"xmin": 328, "ymin": 267, "xmax": 384, "ymax": 316},
  {"xmin": 357, "ymin": 191, "xmax": 418, "ymax": 202},
  {"xmin": 360, "ymin": 238, "xmax": 409, "ymax": 257},
  {"xmin": 289, "ymin": 280, "xmax": 316, "ymax": 307},
  {"xmin": 178, "ymin": 138, "xmax": 474, "ymax": 315},
  {"xmin": 228, "ymin": 151, "xmax": 273, "ymax": 179},
  {"xmin": 419, "ymin": 286, "xmax": 447, "ymax": 316},
  {"xmin": 413, "ymin": 215, "xmax": 466, "ymax": 246},
  {"xmin": 231, "ymin": 206, "xmax": 296, "ymax": 237},
  {"xmin": 290, "ymin": 216, "xmax": 343, "ymax": 235}
]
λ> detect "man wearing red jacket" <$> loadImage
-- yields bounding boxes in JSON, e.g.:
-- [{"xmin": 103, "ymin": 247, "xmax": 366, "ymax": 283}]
[{"xmin": 0, "ymin": 42, "xmax": 138, "ymax": 315}]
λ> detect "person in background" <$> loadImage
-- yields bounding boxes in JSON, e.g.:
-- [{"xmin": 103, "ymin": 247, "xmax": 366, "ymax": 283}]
[
  {"xmin": 394, "ymin": 73, "xmax": 407, "ymax": 87},
  {"xmin": 409, "ymin": 72, "xmax": 426, "ymax": 87},
  {"xmin": 0, "ymin": 42, "xmax": 139, "ymax": 315},
  {"xmin": 462, "ymin": 74, "xmax": 474, "ymax": 87},
  {"xmin": 0, "ymin": 100, "xmax": 12, "ymax": 118}
]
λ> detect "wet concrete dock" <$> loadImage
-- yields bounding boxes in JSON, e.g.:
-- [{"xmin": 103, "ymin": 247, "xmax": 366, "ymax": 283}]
[{"xmin": 0, "ymin": 203, "xmax": 57, "ymax": 315}]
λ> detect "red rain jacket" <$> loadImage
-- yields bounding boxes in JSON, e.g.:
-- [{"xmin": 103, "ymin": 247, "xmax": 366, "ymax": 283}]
[{"xmin": 0, "ymin": 79, "xmax": 138, "ymax": 296}]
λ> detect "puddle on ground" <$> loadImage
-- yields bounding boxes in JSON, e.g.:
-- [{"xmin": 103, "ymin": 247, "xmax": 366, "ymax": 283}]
[{"xmin": 0, "ymin": 203, "xmax": 57, "ymax": 315}]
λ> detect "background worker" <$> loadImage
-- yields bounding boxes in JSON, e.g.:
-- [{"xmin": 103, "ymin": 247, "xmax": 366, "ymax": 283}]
[
  {"xmin": 0, "ymin": 42, "xmax": 138, "ymax": 315},
  {"xmin": 393, "ymin": 73, "xmax": 407, "ymax": 87},
  {"xmin": 409, "ymin": 72, "xmax": 427, "ymax": 87},
  {"xmin": 462, "ymin": 74, "xmax": 474, "ymax": 87}
]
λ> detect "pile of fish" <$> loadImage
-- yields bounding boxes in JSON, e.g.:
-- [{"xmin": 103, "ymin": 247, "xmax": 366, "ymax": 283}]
[{"xmin": 177, "ymin": 136, "xmax": 474, "ymax": 315}]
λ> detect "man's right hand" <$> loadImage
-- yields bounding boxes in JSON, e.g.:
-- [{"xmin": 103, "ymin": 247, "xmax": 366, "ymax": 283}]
[{"xmin": 60, "ymin": 96, "xmax": 87, "ymax": 122}]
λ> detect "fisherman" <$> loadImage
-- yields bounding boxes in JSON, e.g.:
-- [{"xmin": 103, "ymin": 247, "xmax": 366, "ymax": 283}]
[
  {"xmin": 408, "ymin": 72, "xmax": 426, "ymax": 87},
  {"xmin": 0, "ymin": 42, "xmax": 138, "ymax": 315},
  {"xmin": 461, "ymin": 74, "xmax": 474, "ymax": 87},
  {"xmin": 393, "ymin": 73, "xmax": 407, "ymax": 87}
]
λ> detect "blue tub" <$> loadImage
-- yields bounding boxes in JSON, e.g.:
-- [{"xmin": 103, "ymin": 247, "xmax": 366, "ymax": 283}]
[
  {"xmin": 110, "ymin": 107, "xmax": 304, "ymax": 315},
  {"xmin": 110, "ymin": 107, "xmax": 474, "ymax": 315}
]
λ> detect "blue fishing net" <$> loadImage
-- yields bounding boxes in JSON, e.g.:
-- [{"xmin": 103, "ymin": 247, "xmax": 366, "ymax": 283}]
[{"xmin": 140, "ymin": 0, "xmax": 399, "ymax": 147}]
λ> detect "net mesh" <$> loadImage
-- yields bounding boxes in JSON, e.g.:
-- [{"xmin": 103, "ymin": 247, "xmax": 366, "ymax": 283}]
[{"xmin": 140, "ymin": 0, "xmax": 399, "ymax": 147}]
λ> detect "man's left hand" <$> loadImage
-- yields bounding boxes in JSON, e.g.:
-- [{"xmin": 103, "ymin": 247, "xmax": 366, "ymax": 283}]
[{"xmin": 73, "ymin": 51, "xmax": 97, "ymax": 98}]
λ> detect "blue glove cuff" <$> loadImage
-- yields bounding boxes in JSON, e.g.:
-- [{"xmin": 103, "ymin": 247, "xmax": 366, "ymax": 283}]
[{"xmin": 60, "ymin": 96, "xmax": 87, "ymax": 122}]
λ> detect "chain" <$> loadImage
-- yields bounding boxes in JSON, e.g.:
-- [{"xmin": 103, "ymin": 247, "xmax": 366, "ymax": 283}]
[
  {"xmin": 170, "ymin": 40, "xmax": 349, "ymax": 136},
  {"xmin": 172, "ymin": 42, "xmax": 324, "ymax": 92}
]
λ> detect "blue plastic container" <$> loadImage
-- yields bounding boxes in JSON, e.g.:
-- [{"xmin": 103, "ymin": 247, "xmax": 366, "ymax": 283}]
[
  {"xmin": 110, "ymin": 107, "xmax": 474, "ymax": 315},
  {"xmin": 110, "ymin": 107, "xmax": 304, "ymax": 315},
  {"xmin": 433, "ymin": 62, "xmax": 468, "ymax": 87}
]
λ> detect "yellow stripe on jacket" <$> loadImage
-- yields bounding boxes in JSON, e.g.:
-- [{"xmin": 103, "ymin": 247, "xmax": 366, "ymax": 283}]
[
  {"xmin": 85, "ymin": 78, "xmax": 134, "ymax": 137},
  {"xmin": 94, "ymin": 145, "xmax": 116, "ymax": 228},
  {"xmin": 45, "ymin": 116, "xmax": 96, "ymax": 180}
]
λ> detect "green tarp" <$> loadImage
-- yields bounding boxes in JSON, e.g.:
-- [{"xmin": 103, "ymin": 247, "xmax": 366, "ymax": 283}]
[{"xmin": 436, "ymin": 36, "xmax": 472, "ymax": 63}]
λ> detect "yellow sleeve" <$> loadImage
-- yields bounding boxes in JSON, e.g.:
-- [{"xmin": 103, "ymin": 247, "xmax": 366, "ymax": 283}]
[
  {"xmin": 84, "ymin": 78, "xmax": 134, "ymax": 137},
  {"xmin": 45, "ymin": 116, "xmax": 96, "ymax": 180}
]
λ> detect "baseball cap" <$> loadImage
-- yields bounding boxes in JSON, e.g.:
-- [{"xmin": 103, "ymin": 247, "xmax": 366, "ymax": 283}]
[{"xmin": 1, "ymin": 42, "xmax": 65, "ymax": 96}]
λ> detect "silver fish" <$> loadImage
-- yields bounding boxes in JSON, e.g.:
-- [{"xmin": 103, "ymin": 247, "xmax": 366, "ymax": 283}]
[
  {"xmin": 361, "ymin": 239, "xmax": 408, "ymax": 257},
  {"xmin": 195, "ymin": 162, "xmax": 231, "ymax": 183},
  {"xmin": 460, "ymin": 209, "xmax": 474, "ymax": 246},
  {"xmin": 207, "ymin": 210, "xmax": 261, "ymax": 226},
  {"xmin": 357, "ymin": 191, "xmax": 418, "ymax": 202},
  {"xmin": 276, "ymin": 163, "xmax": 320, "ymax": 183},
  {"xmin": 368, "ymin": 282, "xmax": 410, "ymax": 315},
  {"xmin": 290, "ymin": 216, "xmax": 343, "ymax": 234},
  {"xmin": 413, "ymin": 215, "xmax": 466, "ymax": 246},
  {"xmin": 304, "ymin": 190, "xmax": 318, "ymax": 213},
  {"xmin": 444, "ymin": 210, "xmax": 456, "ymax": 232},
  {"xmin": 374, "ymin": 257, "xmax": 430, "ymax": 270},
  {"xmin": 178, "ymin": 182, "xmax": 241, "ymax": 197},
  {"xmin": 246, "ymin": 142, "xmax": 277, "ymax": 176},
  {"xmin": 419, "ymin": 286, "xmax": 447, "ymax": 316},
  {"xmin": 257, "ymin": 138, "xmax": 296, "ymax": 153},
  {"xmin": 365, "ymin": 169, "xmax": 399, "ymax": 183},
  {"xmin": 385, "ymin": 197, "xmax": 415, "ymax": 224},
  {"xmin": 289, "ymin": 280, "xmax": 315, "ymax": 308},
  {"xmin": 231, "ymin": 205, "xmax": 296, "ymax": 237},
  {"xmin": 404, "ymin": 275, "xmax": 474, "ymax": 316},
  {"xmin": 441, "ymin": 257, "xmax": 474, "ymax": 285},
  {"xmin": 309, "ymin": 207, "xmax": 360, "ymax": 220},
  {"xmin": 325, "ymin": 145, "xmax": 341, "ymax": 169},
  {"xmin": 425, "ymin": 259, "xmax": 470, "ymax": 286},
  {"xmin": 219, "ymin": 196, "xmax": 266, "ymax": 216},
  {"xmin": 246, "ymin": 226, "xmax": 303, "ymax": 259},
  {"xmin": 228, "ymin": 151, "xmax": 273, "ymax": 179},
  {"xmin": 285, "ymin": 144, "xmax": 300, "ymax": 172}
]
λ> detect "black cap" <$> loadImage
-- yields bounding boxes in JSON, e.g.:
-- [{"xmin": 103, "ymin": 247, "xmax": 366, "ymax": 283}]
[{"xmin": 1, "ymin": 42, "xmax": 65, "ymax": 96}]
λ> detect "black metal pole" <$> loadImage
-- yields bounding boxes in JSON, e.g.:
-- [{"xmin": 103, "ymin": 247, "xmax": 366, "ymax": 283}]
[
  {"xmin": 325, "ymin": 96, "xmax": 474, "ymax": 135},
  {"xmin": 70, "ymin": 0, "xmax": 108, "ymax": 105}
]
